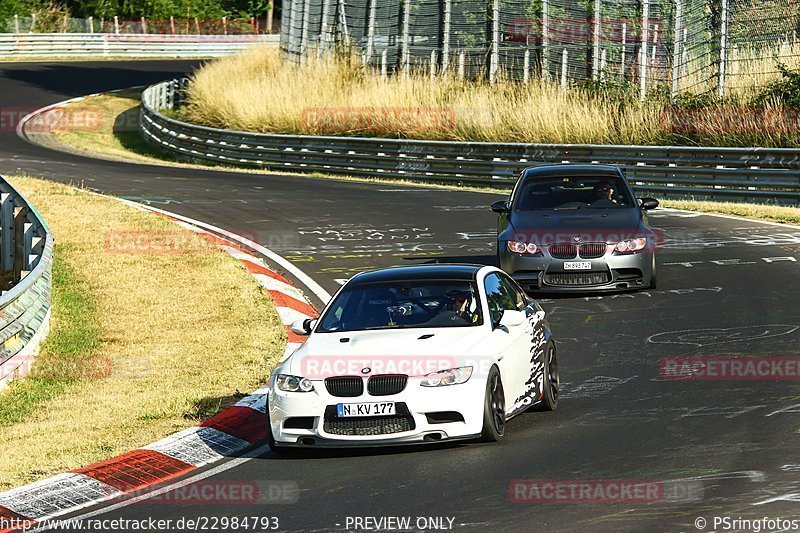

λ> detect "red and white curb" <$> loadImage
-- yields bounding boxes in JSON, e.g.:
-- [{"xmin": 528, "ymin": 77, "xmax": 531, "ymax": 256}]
[{"xmin": 0, "ymin": 203, "xmax": 325, "ymax": 533}]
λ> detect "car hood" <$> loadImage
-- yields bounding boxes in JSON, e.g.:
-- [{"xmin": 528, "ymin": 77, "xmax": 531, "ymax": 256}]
[
  {"xmin": 507, "ymin": 208, "xmax": 647, "ymax": 242},
  {"xmin": 283, "ymin": 327, "xmax": 489, "ymax": 379}
]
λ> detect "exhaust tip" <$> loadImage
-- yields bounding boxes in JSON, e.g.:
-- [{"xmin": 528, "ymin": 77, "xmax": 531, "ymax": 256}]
[
  {"xmin": 300, "ymin": 437, "xmax": 316, "ymax": 446},
  {"xmin": 423, "ymin": 433, "xmax": 443, "ymax": 442}
]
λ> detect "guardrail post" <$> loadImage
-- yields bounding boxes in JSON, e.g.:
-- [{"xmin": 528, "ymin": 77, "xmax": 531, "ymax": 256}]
[
  {"xmin": 88, "ymin": 16, "xmax": 94, "ymax": 34},
  {"xmin": 1, "ymin": 193, "xmax": 13, "ymax": 273},
  {"xmin": 458, "ymin": 51, "xmax": 465, "ymax": 79},
  {"xmin": 170, "ymin": 16, "xmax": 175, "ymax": 35},
  {"xmin": 718, "ymin": 0, "xmax": 729, "ymax": 99},
  {"xmin": 222, "ymin": 16, "xmax": 228, "ymax": 35},
  {"xmin": 30, "ymin": 13, "xmax": 35, "ymax": 33},
  {"xmin": 560, "ymin": 48, "xmax": 568, "ymax": 89},
  {"xmin": 114, "ymin": 16, "xmax": 119, "ymax": 34},
  {"xmin": 671, "ymin": 0, "xmax": 683, "ymax": 100},
  {"xmin": 12, "ymin": 206, "xmax": 25, "ymax": 284},
  {"xmin": 430, "ymin": 50, "xmax": 436, "ymax": 82},
  {"xmin": 141, "ymin": 16, "xmax": 147, "ymax": 34},
  {"xmin": 592, "ymin": 0, "xmax": 601, "ymax": 81},
  {"xmin": 14, "ymin": 15, "xmax": 19, "ymax": 34},
  {"xmin": 490, "ymin": 0, "xmax": 499, "ymax": 83},
  {"xmin": 442, "ymin": 0, "xmax": 451, "ymax": 73},
  {"xmin": 381, "ymin": 50, "xmax": 388, "ymax": 79},
  {"xmin": 542, "ymin": 0, "xmax": 549, "ymax": 79},
  {"xmin": 639, "ymin": 0, "xmax": 649, "ymax": 101}
]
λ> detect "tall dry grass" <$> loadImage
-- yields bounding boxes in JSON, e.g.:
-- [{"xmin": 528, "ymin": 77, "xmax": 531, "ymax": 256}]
[{"xmin": 182, "ymin": 46, "xmax": 667, "ymax": 145}]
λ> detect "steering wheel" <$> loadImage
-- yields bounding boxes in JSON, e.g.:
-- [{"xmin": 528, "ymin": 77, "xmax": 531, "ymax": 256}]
[{"xmin": 554, "ymin": 201, "xmax": 588, "ymax": 209}]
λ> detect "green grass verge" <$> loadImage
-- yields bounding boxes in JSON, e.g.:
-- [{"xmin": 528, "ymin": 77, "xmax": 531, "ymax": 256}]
[{"xmin": 0, "ymin": 249, "xmax": 101, "ymax": 428}]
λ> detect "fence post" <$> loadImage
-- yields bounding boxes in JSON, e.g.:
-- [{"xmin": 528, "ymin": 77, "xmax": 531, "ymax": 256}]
[
  {"xmin": 651, "ymin": 23, "xmax": 658, "ymax": 62},
  {"xmin": 267, "ymin": 0, "xmax": 275, "ymax": 32},
  {"xmin": 542, "ymin": 0, "xmax": 549, "ymax": 79},
  {"xmin": 141, "ymin": 16, "xmax": 147, "ymax": 34},
  {"xmin": 170, "ymin": 16, "xmax": 175, "ymax": 35},
  {"xmin": 401, "ymin": 0, "xmax": 411, "ymax": 73},
  {"xmin": 301, "ymin": 0, "xmax": 311, "ymax": 62},
  {"xmin": 600, "ymin": 49, "xmax": 607, "ymax": 82},
  {"xmin": 718, "ymin": 0, "xmax": 729, "ymax": 98},
  {"xmin": 365, "ymin": 0, "xmax": 376, "ymax": 64},
  {"xmin": 524, "ymin": 49, "xmax": 530, "ymax": 83},
  {"xmin": 430, "ymin": 50, "xmax": 437, "ymax": 82},
  {"xmin": 560, "ymin": 48, "xmax": 568, "ymax": 89},
  {"xmin": 592, "ymin": 0, "xmax": 601, "ymax": 80},
  {"xmin": 620, "ymin": 22, "xmax": 627, "ymax": 79},
  {"xmin": 490, "ymin": 0, "xmax": 499, "ymax": 83},
  {"xmin": 459, "ymin": 51, "xmax": 465, "ymax": 79},
  {"xmin": 320, "ymin": 0, "xmax": 333, "ymax": 54},
  {"xmin": 14, "ymin": 14, "xmax": 19, "ymax": 34},
  {"xmin": 671, "ymin": 0, "xmax": 683, "ymax": 100},
  {"xmin": 88, "ymin": 16, "xmax": 94, "ymax": 34},
  {"xmin": 442, "ymin": 0, "xmax": 452, "ymax": 73},
  {"xmin": 639, "ymin": 0, "xmax": 649, "ymax": 101},
  {"xmin": 114, "ymin": 16, "xmax": 119, "ymax": 34},
  {"xmin": 222, "ymin": 16, "xmax": 228, "ymax": 35},
  {"xmin": 381, "ymin": 50, "xmax": 388, "ymax": 78}
]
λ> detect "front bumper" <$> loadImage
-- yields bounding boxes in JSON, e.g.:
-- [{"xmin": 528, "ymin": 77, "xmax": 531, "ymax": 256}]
[
  {"xmin": 500, "ymin": 245, "xmax": 654, "ymax": 293},
  {"xmin": 268, "ymin": 377, "xmax": 486, "ymax": 447}
]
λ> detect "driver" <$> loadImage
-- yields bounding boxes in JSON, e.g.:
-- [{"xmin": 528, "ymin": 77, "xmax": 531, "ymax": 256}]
[
  {"xmin": 593, "ymin": 181, "xmax": 618, "ymax": 203},
  {"xmin": 445, "ymin": 290, "xmax": 478, "ymax": 323}
]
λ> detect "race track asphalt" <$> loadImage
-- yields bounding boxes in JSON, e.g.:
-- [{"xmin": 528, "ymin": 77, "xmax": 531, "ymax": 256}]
[{"xmin": 1, "ymin": 61, "xmax": 799, "ymax": 532}]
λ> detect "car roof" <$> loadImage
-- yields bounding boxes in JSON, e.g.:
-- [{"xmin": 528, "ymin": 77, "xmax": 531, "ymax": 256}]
[
  {"xmin": 522, "ymin": 164, "xmax": 623, "ymax": 180},
  {"xmin": 349, "ymin": 264, "xmax": 486, "ymax": 285}
]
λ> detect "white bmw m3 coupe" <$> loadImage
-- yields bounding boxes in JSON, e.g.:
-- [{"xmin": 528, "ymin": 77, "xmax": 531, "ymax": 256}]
[{"xmin": 267, "ymin": 264, "xmax": 558, "ymax": 451}]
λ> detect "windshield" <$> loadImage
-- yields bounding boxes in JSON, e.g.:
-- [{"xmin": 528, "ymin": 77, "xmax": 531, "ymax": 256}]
[
  {"xmin": 317, "ymin": 280, "xmax": 484, "ymax": 332},
  {"xmin": 513, "ymin": 175, "xmax": 637, "ymax": 211}
]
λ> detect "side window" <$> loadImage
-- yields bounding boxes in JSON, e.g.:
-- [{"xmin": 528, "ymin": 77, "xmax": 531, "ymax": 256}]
[
  {"xmin": 484, "ymin": 273, "xmax": 518, "ymax": 325},
  {"xmin": 499, "ymin": 274, "xmax": 529, "ymax": 310}
]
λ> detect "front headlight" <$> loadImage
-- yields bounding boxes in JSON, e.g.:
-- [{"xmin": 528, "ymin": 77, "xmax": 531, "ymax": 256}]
[
  {"xmin": 507, "ymin": 241, "xmax": 540, "ymax": 255},
  {"xmin": 420, "ymin": 367, "xmax": 473, "ymax": 387},
  {"xmin": 613, "ymin": 237, "xmax": 648, "ymax": 254},
  {"xmin": 275, "ymin": 374, "xmax": 315, "ymax": 392}
]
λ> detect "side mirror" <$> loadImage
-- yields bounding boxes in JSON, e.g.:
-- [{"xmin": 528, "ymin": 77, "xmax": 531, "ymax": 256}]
[
  {"xmin": 639, "ymin": 197, "xmax": 659, "ymax": 210},
  {"xmin": 290, "ymin": 318, "xmax": 317, "ymax": 336},
  {"xmin": 499, "ymin": 309, "xmax": 526, "ymax": 328},
  {"xmin": 491, "ymin": 200, "xmax": 510, "ymax": 214}
]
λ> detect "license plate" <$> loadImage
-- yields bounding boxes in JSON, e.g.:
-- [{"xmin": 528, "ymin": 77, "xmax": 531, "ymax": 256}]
[
  {"xmin": 564, "ymin": 261, "xmax": 592, "ymax": 270},
  {"xmin": 336, "ymin": 402, "xmax": 396, "ymax": 417}
]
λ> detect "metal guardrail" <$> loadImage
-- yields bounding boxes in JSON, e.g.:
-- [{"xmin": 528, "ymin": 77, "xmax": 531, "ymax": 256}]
[
  {"xmin": 140, "ymin": 78, "xmax": 800, "ymax": 205},
  {"xmin": 0, "ymin": 33, "xmax": 278, "ymax": 58},
  {"xmin": 0, "ymin": 176, "xmax": 53, "ymax": 386}
]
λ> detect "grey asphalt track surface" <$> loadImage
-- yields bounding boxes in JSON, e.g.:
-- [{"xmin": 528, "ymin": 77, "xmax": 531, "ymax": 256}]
[{"xmin": 1, "ymin": 61, "xmax": 799, "ymax": 533}]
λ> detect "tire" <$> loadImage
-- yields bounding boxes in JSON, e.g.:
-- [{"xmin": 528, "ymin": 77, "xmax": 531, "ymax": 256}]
[
  {"xmin": 479, "ymin": 366, "xmax": 506, "ymax": 442},
  {"xmin": 534, "ymin": 342, "xmax": 559, "ymax": 412},
  {"xmin": 648, "ymin": 253, "xmax": 658, "ymax": 289}
]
